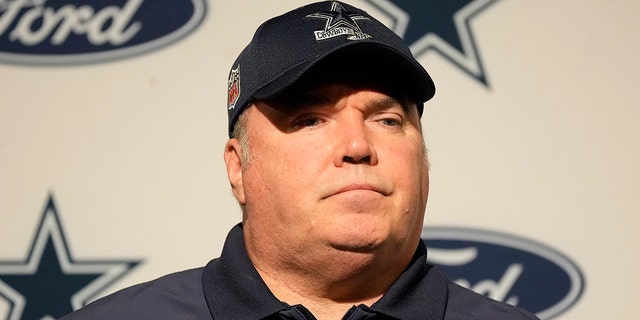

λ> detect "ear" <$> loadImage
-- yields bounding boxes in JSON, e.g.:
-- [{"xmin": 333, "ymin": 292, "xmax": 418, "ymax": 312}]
[{"xmin": 224, "ymin": 138, "xmax": 246, "ymax": 205}]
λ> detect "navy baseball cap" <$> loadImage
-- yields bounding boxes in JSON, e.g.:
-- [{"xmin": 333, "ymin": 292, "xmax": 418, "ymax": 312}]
[{"xmin": 226, "ymin": 1, "xmax": 435, "ymax": 137}]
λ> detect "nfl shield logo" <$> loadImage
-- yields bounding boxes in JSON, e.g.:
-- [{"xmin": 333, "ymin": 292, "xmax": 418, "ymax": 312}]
[{"xmin": 228, "ymin": 66, "xmax": 241, "ymax": 110}]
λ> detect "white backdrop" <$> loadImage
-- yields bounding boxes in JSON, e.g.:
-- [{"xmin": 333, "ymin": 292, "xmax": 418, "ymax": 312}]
[{"xmin": 1, "ymin": 0, "xmax": 639, "ymax": 319}]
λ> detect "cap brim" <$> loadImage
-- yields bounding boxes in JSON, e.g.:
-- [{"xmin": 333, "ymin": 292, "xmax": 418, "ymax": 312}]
[{"xmin": 253, "ymin": 41, "xmax": 435, "ymax": 107}]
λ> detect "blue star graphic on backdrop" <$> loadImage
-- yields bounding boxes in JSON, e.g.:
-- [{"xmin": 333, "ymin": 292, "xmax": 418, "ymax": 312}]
[
  {"xmin": 0, "ymin": 195, "xmax": 140, "ymax": 320},
  {"xmin": 366, "ymin": 0, "xmax": 501, "ymax": 86}
]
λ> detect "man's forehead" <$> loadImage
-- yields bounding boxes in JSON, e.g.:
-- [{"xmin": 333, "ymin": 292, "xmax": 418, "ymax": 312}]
[{"xmin": 259, "ymin": 82, "xmax": 418, "ymax": 117}]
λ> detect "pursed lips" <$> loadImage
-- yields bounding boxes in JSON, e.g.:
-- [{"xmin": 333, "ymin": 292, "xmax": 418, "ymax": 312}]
[{"xmin": 322, "ymin": 183, "xmax": 391, "ymax": 199}]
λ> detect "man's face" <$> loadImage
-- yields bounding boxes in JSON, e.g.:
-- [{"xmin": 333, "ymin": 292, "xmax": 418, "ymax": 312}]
[{"xmin": 225, "ymin": 81, "xmax": 429, "ymax": 269}]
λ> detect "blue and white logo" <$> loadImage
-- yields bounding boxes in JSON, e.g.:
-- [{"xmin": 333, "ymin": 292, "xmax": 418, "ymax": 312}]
[
  {"xmin": 0, "ymin": 0, "xmax": 207, "ymax": 65},
  {"xmin": 423, "ymin": 227, "xmax": 585, "ymax": 319}
]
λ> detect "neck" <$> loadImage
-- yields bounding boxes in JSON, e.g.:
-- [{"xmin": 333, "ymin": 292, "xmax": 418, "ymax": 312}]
[{"xmin": 250, "ymin": 248, "xmax": 413, "ymax": 320}]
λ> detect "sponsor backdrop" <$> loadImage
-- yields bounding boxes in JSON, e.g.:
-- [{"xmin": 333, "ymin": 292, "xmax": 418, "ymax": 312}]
[{"xmin": 1, "ymin": 0, "xmax": 638, "ymax": 318}]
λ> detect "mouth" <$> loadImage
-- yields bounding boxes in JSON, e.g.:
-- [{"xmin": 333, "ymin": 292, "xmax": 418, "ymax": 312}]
[{"xmin": 322, "ymin": 183, "xmax": 391, "ymax": 199}]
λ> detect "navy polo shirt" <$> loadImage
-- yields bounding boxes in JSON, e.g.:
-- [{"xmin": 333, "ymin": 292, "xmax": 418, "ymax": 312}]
[{"xmin": 61, "ymin": 224, "xmax": 539, "ymax": 319}]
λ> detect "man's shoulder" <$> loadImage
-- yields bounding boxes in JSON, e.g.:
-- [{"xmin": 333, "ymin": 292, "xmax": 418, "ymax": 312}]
[
  {"xmin": 60, "ymin": 267, "xmax": 211, "ymax": 319},
  {"xmin": 445, "ymin": 281, "xmax": 540, "ymax": 320}
]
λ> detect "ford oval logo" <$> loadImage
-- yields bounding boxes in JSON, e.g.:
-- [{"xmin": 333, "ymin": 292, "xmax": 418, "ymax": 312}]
[
  {"xmin": 0, "ymin": 0, "xmax": 207, "ymax": 65},
  {"xmin": 422, "ymin": 227, "xmax": 584, "ymax": 319}
]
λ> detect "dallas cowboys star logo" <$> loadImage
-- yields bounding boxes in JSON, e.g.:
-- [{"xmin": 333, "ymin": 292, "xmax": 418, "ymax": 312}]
[
  {"xmin": 0, "ymin": 195, "xmax": 140, "ymax": 320},
  {"xmin": 307, "ymin": 2, "xmax": 372, "ymax": 41},
  {"xmin": 366, "ymin": 0, "xmax": 501, "ymax": 86}
]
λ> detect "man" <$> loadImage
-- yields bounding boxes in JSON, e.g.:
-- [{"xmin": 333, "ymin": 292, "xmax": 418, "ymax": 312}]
[{"xmin": 62, "ymin": 1, "xmax": 539, "ymax": 319}]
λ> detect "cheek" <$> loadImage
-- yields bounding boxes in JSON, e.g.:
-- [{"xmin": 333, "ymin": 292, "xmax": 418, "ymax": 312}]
[
  {"xmin": 386, "ymin": 142, "xmax": 425, "ymax": 178},
  {"xmin": 385, "ymin": 142, "xmax": 429, "ymax": 212},
  {"xmin": 244, "ymin": 141, "xmax": 324, "ymax": 211},
  {"xmin": 422, "ymin": 160, "xmax": 430, "ymax": 201},
  {"xmin": 270, "ymin": 137, "xmax": 329, "ymax": 176}
]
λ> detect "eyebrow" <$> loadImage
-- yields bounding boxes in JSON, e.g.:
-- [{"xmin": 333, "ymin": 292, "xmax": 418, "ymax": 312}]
[
  {"xmin": 368, "ymin": 95, "xmax": 415, "ymax": 116},
  {"xmin": 371, "ymin": 96, "xmax": 403, "ymax": 109}
]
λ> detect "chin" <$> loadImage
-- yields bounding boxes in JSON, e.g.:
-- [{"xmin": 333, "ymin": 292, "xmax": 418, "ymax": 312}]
[
  {"xmin": 329, "ymin": 240, "xmax": 381, "ymax": 253},
  {"xmin": 316, "ymin": 212, "xmax": 394, "ymax": 250},
  {"xmin": 326, "ymin": 228, "xmax": 387, "ymax": 253}
]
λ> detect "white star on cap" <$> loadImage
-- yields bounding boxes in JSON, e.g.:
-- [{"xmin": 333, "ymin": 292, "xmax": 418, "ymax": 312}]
[{"xmin": 307, "ymin": 2, "xmax": 369, "ymax": 33}]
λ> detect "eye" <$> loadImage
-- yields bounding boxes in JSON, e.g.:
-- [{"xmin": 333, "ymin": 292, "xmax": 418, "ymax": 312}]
[
  {"xmin": 379, "ymin": 117, "xmax": 401, "ymax": 127},
  {"xmin": 293, "ymin": 116, "xmax": 325, "ymax": 129},
  {"xmin": 374, "ymin": 112, "xmax": 404, "ymax": 128}
]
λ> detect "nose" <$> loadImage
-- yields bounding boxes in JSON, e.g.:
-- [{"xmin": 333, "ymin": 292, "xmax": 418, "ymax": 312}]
[{"xmin": 333, "ymin": 118, "xmax": 378, "ymax": 167}]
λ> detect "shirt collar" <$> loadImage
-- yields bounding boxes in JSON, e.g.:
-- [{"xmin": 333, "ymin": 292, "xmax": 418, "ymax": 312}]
[
  {"xmin": 202, "ymin": 224, "xmax": 448, "ymax": 320},
  {"xmin": 370, "ymin": 240, "xmax": 448, "ymax": 320},
  {"xmin": 202, "ymin": 224, "xmax": 287, "ymax": 319}
]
